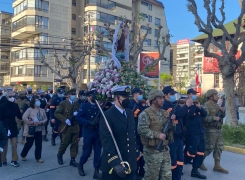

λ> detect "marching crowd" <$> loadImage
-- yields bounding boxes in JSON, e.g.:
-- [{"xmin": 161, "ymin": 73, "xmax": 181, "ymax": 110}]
[{"xmin": 0, "ymin": 84, "xmax": 229, "ymax": 180}]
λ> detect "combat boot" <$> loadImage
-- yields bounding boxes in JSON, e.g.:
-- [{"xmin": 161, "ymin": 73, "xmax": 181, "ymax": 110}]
[
  {"xmin": 78, "ymin": 164, "xmax": 85, "ymax": 176},
  {"xmin": 57, "ymin": 154, "xmax": 63, "ymax": 165},
  {"xmin": 213, "ymin": 160, "xmax": 229, "ymax": 174},
  {"xmin": 69, "ymin": 158, "xmax": 78, "ymax": 167},
  {"xmin": 200, "ymin": 163, "xmax": 207, "ymax": 171},
  {"xmin": 93, "ymin": 168, "xmax": 101, "ymax": 179},
  {"xmin": 51, "ymin": 137, "xmax": 56, "ymax": 146},
  {"xmin": 191, "ymin": 168, "xmax": 207, "ymax": 179}
]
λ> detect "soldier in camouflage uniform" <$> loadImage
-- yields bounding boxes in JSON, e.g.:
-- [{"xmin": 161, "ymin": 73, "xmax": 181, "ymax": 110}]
[
  {"xmin": 15, "ymin": 91, "xmax": 27, "ymax": 144},
  {"xmin": 138, "ymin": 90, "xmax": 173, "ymax": 180},
  {"xmin": 201, "ymin": 89, "xmax": 228, "ymax": 174}
]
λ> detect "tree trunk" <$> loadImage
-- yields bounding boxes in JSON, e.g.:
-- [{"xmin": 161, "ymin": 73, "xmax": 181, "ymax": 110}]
[{"xmin": 223, "ymin": 75, "xmax": 238, "ymax": 126}]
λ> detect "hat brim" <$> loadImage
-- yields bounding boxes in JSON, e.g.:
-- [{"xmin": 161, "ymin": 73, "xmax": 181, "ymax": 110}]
[
  {"xmin": 113, "ymin": 92, "xmax": 130, "ymax": 96},
  {"xmin": 170, "ymin": 90, "xmax": 178, "ymax": 95}
]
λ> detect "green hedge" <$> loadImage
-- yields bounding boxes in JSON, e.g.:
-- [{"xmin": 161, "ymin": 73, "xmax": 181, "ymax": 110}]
[{"xmin": 222, "ymin": 124, "xmax": 245, "ymax": 145}]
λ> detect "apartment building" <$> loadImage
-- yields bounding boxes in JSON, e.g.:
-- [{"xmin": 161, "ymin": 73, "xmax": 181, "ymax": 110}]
[
  {"xmin": 6, "ymin": 0, "xmax": 167, "ymax": 88},
  {"xmin": 0, "ymin": 11, "xmax": 12, "ymax": 86},
  {"xmin": 170, "ymin": 44, "xmax": 177, "ymax": 79},
  {"xmin": 9, "ymin": 0, "xmax": 71, "ymax": 88}
]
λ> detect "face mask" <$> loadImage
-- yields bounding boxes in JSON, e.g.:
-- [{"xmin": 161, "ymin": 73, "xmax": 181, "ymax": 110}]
[
  {"xmin": 50, "ymin": 90, "xmax": 53, "ymax": 94},
  {"xmin": 40, "ymin": 95, "xmax": 45, "ymax": 98},
  {"xmin": 70, "ymin": 95, "xmax": 76, "ymax": 101},
  {"xmin": 121, "ymin": 98, "xmax": 130, "ymax": 109},
  {"xmin": 0, "ymin": 92, "xmax": 2, "ymax": 96},
  {"xmin": 170, "ymin": 95, "xmax": 176, "ymax": 102},
  {"xmin": 192, "ymin": 95, "xmax": 197, "ymax": 101},
  {"xmin": 82, "ymin": 96, "xmax": 87, "ymax": 100},
  {"xmin": 35, "ymin": 101, "xmax": 41, "ymax": 107},
  {"xmin": 28, "ymin": 91, "xmax": 32, "ymax": 95},
  {"xmin": 58, "ymin": 94, "xmax": 64, "ymax": 98},
  {"xmin": 8, "ymin": 97, "xmax": 15, "ymax": 102},
  {"xmin": 137, "ymin": 95, "xmax": 143, "ymax": 101},
  {"xmin": 91, "ymin": 95, "xmax": 96, "ymax": 103}
]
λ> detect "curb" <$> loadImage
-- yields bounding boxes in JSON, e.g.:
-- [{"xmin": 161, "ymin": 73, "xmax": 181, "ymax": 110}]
[{"xmin": 224, "ymin": 146, "xmax": 245, "ymax": 155}]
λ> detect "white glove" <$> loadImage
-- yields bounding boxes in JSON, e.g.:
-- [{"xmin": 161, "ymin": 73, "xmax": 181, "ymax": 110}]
[
  {"xmin": 65, "ymin": 119, "xmax": 71, "ymax": 126},
  {"xmin": 0, "ymin": 147, "xmax": 3, "ymax": 152},
  {"xmin": 33, "ymin": 118, "xmax": 39, "ymax": 122},
  {"xmin": 73, "ymin": 111, "xmax": 78, "ymax": 116},
  {"xmin": 7, "ymin": 130, "xmax": 11, "ymax": 137}
]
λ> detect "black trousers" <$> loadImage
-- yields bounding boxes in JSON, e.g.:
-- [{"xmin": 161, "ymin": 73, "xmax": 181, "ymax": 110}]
[
  {"xmin": 102, "ymin": 172, "xmax": 136, "ymax": 180},
  {"xmin": 21, "ymin": 131, "xmax": 42, "ymax": 160}
]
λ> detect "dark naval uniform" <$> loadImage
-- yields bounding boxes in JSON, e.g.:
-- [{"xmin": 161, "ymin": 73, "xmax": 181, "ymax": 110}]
[
  {"xmin": 55, "ymin": 99, "xmax": 80, "ymax": 166},
  {"xmin": 50, "ymin": 92, "xmax": 65, "ymax": 146},
  {"xmin": 162, "ymin": 99, "xmax": 188, "ymax": 180},
  {"xmin": 184, "ymin": 90, "xmax": 207, "ymax": 179},
  {"xmin": 99, "ymin": 86, "xmax": 137, "ymax": 180},
  {"xmin": 76, "ymin": 90, "xmax": 102, "ymax": 179}
]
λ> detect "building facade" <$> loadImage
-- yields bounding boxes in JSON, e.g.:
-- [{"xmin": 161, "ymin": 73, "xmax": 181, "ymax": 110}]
[
  {"xmin": 0, "ymin": 11, "xmax": 12, "ymax": 86},
  {"xmin": 5, "ymin": 0, "xmax": 168, "ymax": 89}
]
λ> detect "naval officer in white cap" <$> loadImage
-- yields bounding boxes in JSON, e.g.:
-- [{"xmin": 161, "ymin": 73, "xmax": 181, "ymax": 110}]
[{"xmin": 99, "ymin": 85, "xmax": 138, "ymax": 180}]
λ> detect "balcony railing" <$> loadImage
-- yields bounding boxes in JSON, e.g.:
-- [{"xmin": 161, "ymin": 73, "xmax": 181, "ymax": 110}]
[
  {"xmin": 11, "ymin": 73, "xmax": 47, "ymax": 77},
  {"xmin": 85, "ymin": 2, "xmax": 116, "ymax": 10},
  {"xmin": 11, "ymin": 57, "xmax": 42, "ymax": 62},
  {"xmin": 12, "ymin": 24, "xmax": 48, "ymax": 32},
  {"xmin": 14, "ymin": 7, "xmax": 49, "ymax": 17}
]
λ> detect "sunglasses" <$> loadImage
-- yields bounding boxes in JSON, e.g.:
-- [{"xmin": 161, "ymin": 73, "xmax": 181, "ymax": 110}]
[{"xmin": 8, "ymin": 96, "xmax": 15, "ymax": 98}]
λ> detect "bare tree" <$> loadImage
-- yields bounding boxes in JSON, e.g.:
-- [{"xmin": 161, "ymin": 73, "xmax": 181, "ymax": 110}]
[
  {"xmin": 187, "ymin": 0, "xmax": 245, "ymax": 126},
  {"xmin": 38, "ymin": 33, "xmax": 94, "ymax": 91},
  {"xmin": 97, "ymin": 15, "xmax": 171, "ymax": 75}
]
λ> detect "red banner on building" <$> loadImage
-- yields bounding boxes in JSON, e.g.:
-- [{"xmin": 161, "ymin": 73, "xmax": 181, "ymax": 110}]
[
  {"xmin": 203, "ymin": 51, "xmax": 240, "ymax": 73},
  {"xmin": 177, "ymin": 38, "xmax": 190, "ymax": 45},
  {"xmin": 139, "ymin": 52, "xmax": 159, "ymax": 78}
]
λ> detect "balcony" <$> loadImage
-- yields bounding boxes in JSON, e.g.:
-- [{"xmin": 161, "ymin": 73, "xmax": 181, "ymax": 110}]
[
  {"xmin": 85, "ymin": 0, "xmax": 116, "ymax": 10},
  {"xmin": 11, "ymin": 73, "xmax": 47, "ymax": 77},
  {"xmin": 11, "ymin": 57, "xmax": 42, "ymax": 63},
  {"xmin": 12, "ymin": 25, "xmax": 46, "ymax": 39}
]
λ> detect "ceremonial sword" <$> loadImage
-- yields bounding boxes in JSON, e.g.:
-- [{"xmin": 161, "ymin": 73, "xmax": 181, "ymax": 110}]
[{"xmin": 95, "ymin": 100, "xmax": 131, "ymax": 175}]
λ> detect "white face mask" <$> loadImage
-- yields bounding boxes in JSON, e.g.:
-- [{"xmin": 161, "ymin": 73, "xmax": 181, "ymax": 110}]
[{"xmin": 8, "ymin": 97, "xmax": 15, "ymax": 102}]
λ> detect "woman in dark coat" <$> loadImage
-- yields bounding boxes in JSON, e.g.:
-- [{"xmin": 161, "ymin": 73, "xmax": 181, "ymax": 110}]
[{"xmin": 0, "ymin": 121, "xmax": 7, "ymax": 167}]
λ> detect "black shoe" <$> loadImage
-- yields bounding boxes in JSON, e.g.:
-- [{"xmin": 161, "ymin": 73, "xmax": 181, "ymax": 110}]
[
  {"xmin": 43, "ymin": 136, "xmax": 49, "ymax": 141},
  {"xmin": 78, "ymin": 164, "xmax": 85, "ymax": 176},
  {"xmin": 191, "ymin": 168, "xmax": 207, "ymax": 179},
  {"xmin": 70, "ymin": 158, "xmax": 78, "ymax": 167},
  {"xmin": 57, "ymin": 154, "xmax": 63, "ymax": 165},
  {"xmin": 51, "ymin": 138, "xmax": 56, "ymax": 146},
  {"xmin": 93, "ymin": 168, "xmax": 101, "ymax": 179},
  {"xmin": 10, "ymin": 161, "xmax": 19, "ymax": 167}
]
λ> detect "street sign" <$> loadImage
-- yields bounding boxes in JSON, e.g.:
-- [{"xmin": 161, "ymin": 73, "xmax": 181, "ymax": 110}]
[{"xmin": 54, "ymin": 79, "xmax": 62, "ymax": 82}]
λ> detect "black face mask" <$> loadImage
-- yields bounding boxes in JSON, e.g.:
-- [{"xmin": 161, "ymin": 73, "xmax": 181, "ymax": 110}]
[
  {"xmin": 28, "ymin": 91, "xmax": 32, "ymax": 95},
  {"xmin": 40, "ymin": 95, "xmax": 44, "ymax": 98},
  {"xmin": 50, "ymin": 90, "xmax": 53, "ymax": 94},
  {"xmin": 91, "ymin": 95, "xmax": 96, "ymax": 103},
  {"xmin": 121, "ymin": 98, "xmax": 130, "ymax": 109}
]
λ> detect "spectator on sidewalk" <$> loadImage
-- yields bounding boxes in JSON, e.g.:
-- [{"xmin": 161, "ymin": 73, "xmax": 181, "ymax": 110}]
[
  {"xmin": 20, "ymin": 98, "xmax": 47, "ymax": 163},
  {"xmin": 0, "ymin": 121, "xmax": 7, "ymax": 167},
  {"xmin": 0, "ymin": 91, "xmax": 22, "ymax": 167}
]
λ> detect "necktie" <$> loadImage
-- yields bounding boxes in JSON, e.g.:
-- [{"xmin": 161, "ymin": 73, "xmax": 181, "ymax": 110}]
[{"xmin": 123, "ymin": 111, "xmax": 127, "ymax": 118}]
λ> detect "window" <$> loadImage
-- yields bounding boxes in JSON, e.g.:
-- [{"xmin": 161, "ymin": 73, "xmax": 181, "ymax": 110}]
[
  {"xmin": 72, "ymin": 0, "xmax": 76, "ymax": 6},
  {"xmin": 142, "ymin": 13, "xmax": 148, "ymax": 18},
  {"xmin": 147, "ymin": 39, "xmax": 151, "ymax": 46},
  {"xmin": 154, "ymin": 29, "xmax": 159, "ymax": 37},
  {"xmin": 39, "ymin": 33, "xmax": 48, "ymax": 44},
  {"xmin": 148, "ymin": 15, "xmax": 152, "ymax": 22},
  {"xmin": 85, "ymin": 0, "xmax": 116, "ymax": 9},
  {"xmin": 155, "ymin": 18, "xmax": 160, "ymax": 26},
  {"xmin": 14, "ymin": 0, "xmax": 48, "ymax": 15},
  {"xmin": 154, "ymin": 40, "xmax": 158, "ymax": 49},
  {"xmin": 141, "ymin": 25, "xmax": 147, "ymax": 30},
  {"xmin": 148, "ymin": 4, "xmax": 152, "ymax": 10},
  {"xmin": 141, "ymin": 1, "xmax": 148, "ymax": 6},
  {"xmin": 72, "ymin": 14, "xmax": 76, "ymax": 20},
  {"xmin": 26, "ymin": 65, "xmax": 34, "ymax": 75},
  {"xmin": 214, "ymin": 73, "xmax": 219, "ymax": 88},
  {"xmin": 148, "ymin": 28, "xmax": 152, "ymax": 34},
  {"xmin": 72, "ymin": 28, "xmax": 76, "ymax": 35},
  {"xmin": 42, "ymin": 1, "xmax": 49, "ymax": 12}
]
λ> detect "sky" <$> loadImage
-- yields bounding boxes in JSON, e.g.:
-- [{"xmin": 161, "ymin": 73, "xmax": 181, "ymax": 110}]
[{"xmin": 0, "ymin": 0, "xmax": 241, "ymax": 43}]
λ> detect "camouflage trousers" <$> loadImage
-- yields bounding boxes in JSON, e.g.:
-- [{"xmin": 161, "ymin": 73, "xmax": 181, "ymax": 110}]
[
  {"xmin": 204, "ymin": 130, "xmax": 224, "ymax": 161},
  {"xmin": 143, "ymin": 146, "xmax": 172, "ymax": 180}
]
